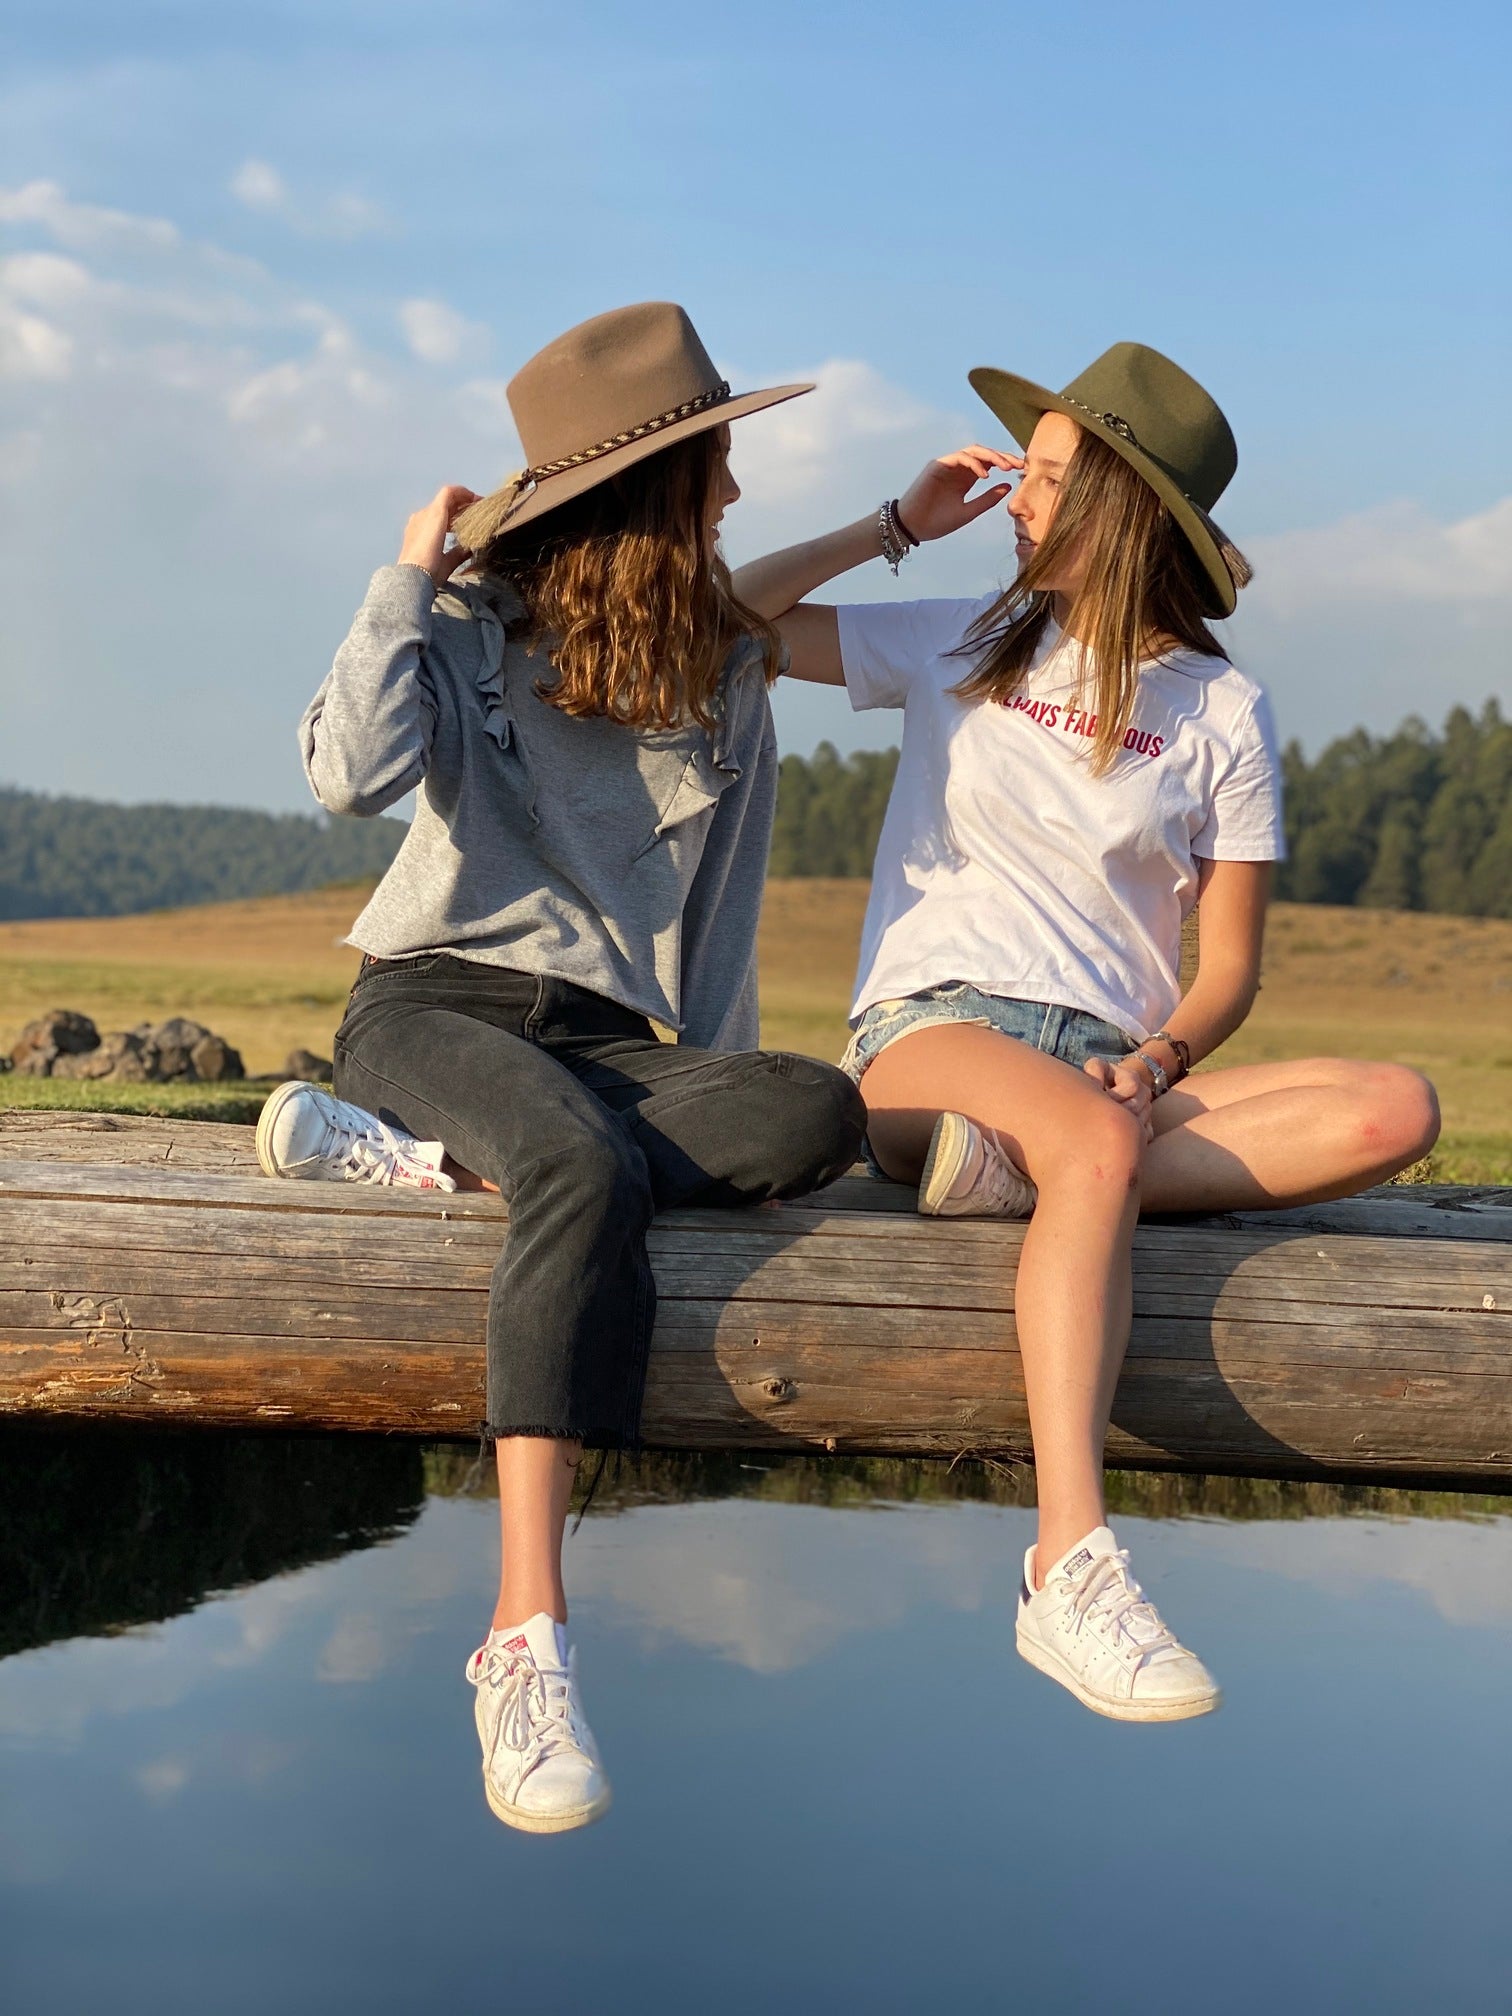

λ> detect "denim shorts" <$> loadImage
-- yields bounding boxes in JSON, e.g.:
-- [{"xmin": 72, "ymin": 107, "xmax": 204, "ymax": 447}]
[{"xmin": 839, "ymin": 983, "xmax": 1135, "ymax": 1174}]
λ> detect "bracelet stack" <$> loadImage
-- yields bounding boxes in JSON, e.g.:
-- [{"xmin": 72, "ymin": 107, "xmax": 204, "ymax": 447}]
[
  {"xmin": 878, "ymin": 498, "xmax": 920, "ymax": 575},
  {"xmin": 1135, "ymin": 1031, "xmax": 1190, "ymax": 1098}
]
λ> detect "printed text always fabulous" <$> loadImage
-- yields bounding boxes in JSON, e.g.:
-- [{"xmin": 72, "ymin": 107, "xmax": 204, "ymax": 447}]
[{"xmin": 999, "ymin": 692, "xmax": 1165, "ymax": 759}]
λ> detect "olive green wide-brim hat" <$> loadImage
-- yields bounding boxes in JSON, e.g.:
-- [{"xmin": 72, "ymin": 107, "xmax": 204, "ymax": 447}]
[
  {"xmin": 969, "ymin": 341, "xmax": 1241, "ymax": 617},
  {"xmin": 452, "ymin": 301, "xmax": 812, "ymax": 551}
]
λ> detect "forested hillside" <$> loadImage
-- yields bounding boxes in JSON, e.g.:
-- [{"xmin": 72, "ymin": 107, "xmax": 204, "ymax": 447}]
[
  {"xmin": 772, "ymin": 701, "xmax": 1512, "ymax": 918},
  {"xmin": 0, "ymin": 789, "xmax": 407, "ymax": 921},
  {"xmin": 4, "ymin": 699, "xmax": 1507, "ymax": 920},
  {"xmin": 1276, "ymin": 702, "xmax": 1510, "ymax": 914}
]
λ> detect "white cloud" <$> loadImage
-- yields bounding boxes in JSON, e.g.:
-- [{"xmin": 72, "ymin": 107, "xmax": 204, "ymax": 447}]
[
  {"xmin": 722, "ymin": 357, "xmax": 939, "ymax": 508},
  {"xmin": 316, "ymin": 1610, "xmax": 392, "ymax": 1684},
  {"xmin": 135, "ymin": 1756, "xmax": 190, "ymax": 1803},
  {"xmin": 0, "ymin": 297, "xmax": 72, "ymax": 378},
  {"xmin": 719, "ymin": 355, "xmax": 1008, "ymax": 597},
  {"xmin": 1154, "ymin": 1510, "xmax": 1512, "ymax": 1632},
  {"xmin": 573, "ymin": 1500, "xmax": 1018, "ymax": 1672},
  {"xmin": 0, "ymin": 249, "xmax": 93, "ymax": 308},
  {"xmin": 0, "ymin": 177, "xmax": 1505, "ymax": 807},
  {"xmin": 398, "ymin": 296, "xmax": 485, "ymax": 367},
  {"xmin": 0, "ymin": 178, "xmax": 178, "ymax": 251},
  {"xmin": 229, "ymin": 158, "xmax": 287, "ymax": 213},
  {"xmin": 228, "ymin": 157, "xmax": 390, "ymax": 239},
  {"xmin": 1245, "ymin": 496, "xmax": 1512, "ymax": 611}
]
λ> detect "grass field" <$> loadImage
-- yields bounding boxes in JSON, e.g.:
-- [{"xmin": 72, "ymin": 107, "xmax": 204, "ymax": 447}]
[{"xmin": 3, "ymin": 881, "xmax": 1510, "ymax": 1181}]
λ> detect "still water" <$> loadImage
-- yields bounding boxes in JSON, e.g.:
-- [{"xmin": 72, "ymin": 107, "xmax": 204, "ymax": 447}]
[{"xmin": 2, "ymin": 1434, "xmax": 1510, "ymax": 2015}]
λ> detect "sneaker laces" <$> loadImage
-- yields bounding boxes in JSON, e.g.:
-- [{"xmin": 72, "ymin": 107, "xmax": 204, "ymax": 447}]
[
  {"xmin": 975, "ymin": 1124, "xmax": 1035, "ymax": 1212},
  {"xmin": 1065, "ymin": 1551, "xmax": 1178, "ymax": 1666},
  {"xmin": 329, "ymin": 1116, "xmax": 445, "ymax": 1189},
  {"xmin": 474, "ymin": 1648, "xmax": 584, "ymax": 1773}
]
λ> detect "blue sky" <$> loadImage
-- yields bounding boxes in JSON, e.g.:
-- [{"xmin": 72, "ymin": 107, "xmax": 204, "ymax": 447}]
[{"xmin": 2, "ymin": 0, "xmax": 1508, "ymax": 810}]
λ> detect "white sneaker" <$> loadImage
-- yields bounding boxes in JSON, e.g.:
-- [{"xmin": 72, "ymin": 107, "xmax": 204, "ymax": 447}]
[
  {"xmin": 255, "ymin": 1081, "xmax": 456, "ymax": 1191},
  {"xmin": 466, "ymin": 1613, "xmax": 612, "ymax": 1834},
  {"xmin": 919, "ymin": 1111, "xmax": 1037, "ymax": 1219},
  {"xmin": 1016, "ymin": 1527, "xmax": 1221, "ymax": 1722}
]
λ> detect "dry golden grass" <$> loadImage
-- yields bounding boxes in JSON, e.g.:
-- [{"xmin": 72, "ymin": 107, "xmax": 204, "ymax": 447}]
[
  {"xmin": 0, "ymin": 885, "xmax": 368, "ymax": 1075},
  {"xmin": 3, "ymin": 881, "xmax": 1510, "ymax": 1180}
]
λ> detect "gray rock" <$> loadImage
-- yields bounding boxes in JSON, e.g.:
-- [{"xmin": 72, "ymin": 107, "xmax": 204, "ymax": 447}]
[
  {"xmin": 189, "ymin": 1032, "xmax": 245, "ymax": 1082},
  {"xmin": 9, "ymin": 1009, "xmax": 100, "ymax": 1076},
  {"xmin": 142, "ymin": 1016, "xmax": 213, "ymax": 1081},
  {"xmin": 282, "ymin": 1048, "xmax": 334, "ymax": 1084},
  {"xmin": 5, "ymin": 1008, "xmax": 245, "ymax": 1083}
]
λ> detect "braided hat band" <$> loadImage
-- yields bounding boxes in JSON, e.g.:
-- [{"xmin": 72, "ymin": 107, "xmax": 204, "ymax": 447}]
[
  {"xmin": 453, "ymin": 380, "xmax": 733, "ymax": 552},
  {"xmin": 969, "ymin": 343, "xmax": 1242, "ymax": 616},
  {"xmin": 526, "ymin": 380, "xmax": 731, "ymax": 486},
  {"xmin": 447, "ymin": 303, "xmax": 813, "ymax": 554}
]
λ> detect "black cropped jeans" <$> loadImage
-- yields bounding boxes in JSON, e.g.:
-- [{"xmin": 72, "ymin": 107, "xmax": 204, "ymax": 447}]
[{"xmin": 334, "ymin": 956, "xmax": 866, "ymax": 1448}]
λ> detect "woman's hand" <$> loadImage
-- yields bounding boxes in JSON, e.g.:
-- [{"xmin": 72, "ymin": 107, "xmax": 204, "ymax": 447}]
[
  {"xmin": 398, "ymin": 485, "xmax": 482, "ymax": 587},
  {"xmin": 896, "ymin": 446, "xmax": 1022, "ymax": 544},
  {"xmin": 1083, "ymin": 1055, "xmax": 1155, "ymax": 1143}
]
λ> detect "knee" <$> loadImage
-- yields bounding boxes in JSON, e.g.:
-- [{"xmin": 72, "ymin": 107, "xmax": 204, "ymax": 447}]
[
  {"xmin": 1047, "ymin": 1100, "xmax": 1145, "ymax": 1193},
  {"xmin": 1354, "ymin": 1062, "xmax": 1440, "ymax": 1166},
  {"xmin": 530, "ymin": 1120, "xmax": 652, "ymax": 1226},
  {"xmin": 762, "ymin": 1055, "xmax": 868, "ymax": 1194}
]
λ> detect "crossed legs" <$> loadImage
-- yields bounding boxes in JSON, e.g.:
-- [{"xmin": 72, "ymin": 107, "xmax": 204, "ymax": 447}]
[{"xmin": 860, "ymin": 1029, "xmax": 1440, "ymax": 1575}]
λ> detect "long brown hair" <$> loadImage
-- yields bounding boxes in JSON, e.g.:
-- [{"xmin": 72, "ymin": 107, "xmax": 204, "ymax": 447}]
[
  {"xmin": 472, "ymin": 429, "xmax": 778, "ymax": 732},
  {"xmin": 951, "ymin": 429, "xmax": 1253, "ymax": 774}
]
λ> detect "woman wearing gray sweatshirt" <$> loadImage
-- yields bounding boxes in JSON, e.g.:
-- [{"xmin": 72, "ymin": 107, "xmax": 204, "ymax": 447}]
[{"xmin": 258, "ymin": 304, "xmax": 865, "ymax": 1834}]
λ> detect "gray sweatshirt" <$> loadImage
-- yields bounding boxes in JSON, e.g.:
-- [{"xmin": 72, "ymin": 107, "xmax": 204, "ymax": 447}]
[{"xmin": 301, "ymin": 564, "xmax": 777, "ymax": 1051}]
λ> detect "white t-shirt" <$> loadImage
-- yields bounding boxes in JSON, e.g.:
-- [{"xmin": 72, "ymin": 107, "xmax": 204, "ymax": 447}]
[{"xmin": 838, "ymin": 595, "xmax": 1284, "ymax": 1042}]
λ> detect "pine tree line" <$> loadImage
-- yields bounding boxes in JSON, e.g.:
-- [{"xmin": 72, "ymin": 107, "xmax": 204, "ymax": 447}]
[
  {"xmin": 2, "ymin": 699, "xmax": 1506, "ymax": 920},
  {"xmin": 770, "ymin": 701, "xmax": 1512, "ymax": 916},
  {"xmin": 0, "ymin": 789, "xmax": 407, "ymax": 921},
  {"xmin": 1276, "ymin": 701, "xmax": 1511, "ymax": 915}
]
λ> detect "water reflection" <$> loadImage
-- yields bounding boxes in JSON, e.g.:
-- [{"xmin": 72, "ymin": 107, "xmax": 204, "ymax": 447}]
[
  {"xmin": 2, "ymin": 1433, "xmax": 1510, "ymax": 2014},
  {"xmin": 0, "ymin": 1431, "xmax": 423, "ymax": 1658}
]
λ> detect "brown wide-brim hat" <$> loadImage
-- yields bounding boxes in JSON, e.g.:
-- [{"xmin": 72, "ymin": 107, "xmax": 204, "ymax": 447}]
[
  {"xmin": 968, "ymin": 341, "xmax": 1241, "ymax": 617},
  {"xmin": 452, "ymin": 301, "xmax": 812, "ymax": 551}
]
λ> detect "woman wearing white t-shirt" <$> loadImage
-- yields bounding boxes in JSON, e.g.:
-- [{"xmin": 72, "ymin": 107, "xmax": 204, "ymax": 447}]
[{"xmin": 734, "ymin": 343, "xmax": 1440, "ymax": 1723}]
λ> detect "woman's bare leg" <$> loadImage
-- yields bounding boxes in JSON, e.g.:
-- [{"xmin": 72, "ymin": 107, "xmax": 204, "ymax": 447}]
[
  {"xmin": 492, "ymin": 1437, "xmax": 581, "ymax": 1630},
  {"xmin": 1141, "ymin": 1058, "xmax": 1440, "ymax": 1214},
  {"xmin": 862, "ymin": 1024, "xmax": 1144, "ymax": 1579}
]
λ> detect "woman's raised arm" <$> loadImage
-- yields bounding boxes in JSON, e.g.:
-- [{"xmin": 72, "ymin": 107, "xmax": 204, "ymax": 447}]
[
  {"xmin": 300, "ymin": 485, "xmax": 480, "ymax": 817},
  {"xmin": 731, "ymin": 447, "xmax": 1020, "ymax": 686}
]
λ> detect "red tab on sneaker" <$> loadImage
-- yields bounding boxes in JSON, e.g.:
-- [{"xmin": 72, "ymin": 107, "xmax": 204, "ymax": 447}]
[{"xmin": 488, "ymin": 1614, "xmax": 569, "ymax": 1671}]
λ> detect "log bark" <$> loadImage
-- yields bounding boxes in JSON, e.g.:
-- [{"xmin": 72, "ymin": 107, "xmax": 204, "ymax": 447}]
[{"xmin": 1, "ymin": 1114, "xmax": 1508, "ymax": 1484}]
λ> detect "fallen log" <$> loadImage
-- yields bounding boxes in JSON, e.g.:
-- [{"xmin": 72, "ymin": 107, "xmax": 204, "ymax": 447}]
[{"xmin": 1, "ymin": 1112, "xmax": 1508, "ymax": 1486}]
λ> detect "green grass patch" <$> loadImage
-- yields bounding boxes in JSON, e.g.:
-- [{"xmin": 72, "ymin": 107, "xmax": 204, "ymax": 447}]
[
  {"xmin": 1, "ymin": 1077, "xmax": 272, "ymax": 1125},
  {"xmin": 1430, "ymin": 1133, "xmax": 1512, "ymax": 1186}
]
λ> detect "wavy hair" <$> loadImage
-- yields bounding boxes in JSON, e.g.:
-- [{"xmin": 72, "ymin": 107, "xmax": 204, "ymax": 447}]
[
  {"xmin": 469, "ymin": 430, "xmax": 778, "ymax": 731},
  {"xmin": 951, "ymin": 429, "xmax": 1252, "ymax": 774}
]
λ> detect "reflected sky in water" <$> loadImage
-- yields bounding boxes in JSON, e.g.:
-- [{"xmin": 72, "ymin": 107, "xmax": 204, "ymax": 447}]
[{"xmin": 2, "ymin": 1444, "xmax": 1510, "ymax": 2015}]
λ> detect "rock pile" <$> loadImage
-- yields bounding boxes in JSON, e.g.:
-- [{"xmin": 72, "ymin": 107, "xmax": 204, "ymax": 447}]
[
  {"xmin": 283, "ymin": 1048, "xmax": 334, "ymax": 1084},
  {"xmin": 8, "ymin": 1010, "xmax": 245, "ymax": 1083}
]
